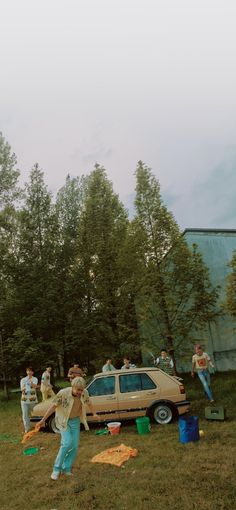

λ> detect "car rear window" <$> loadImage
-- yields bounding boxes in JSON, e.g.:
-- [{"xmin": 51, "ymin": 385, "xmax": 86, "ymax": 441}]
[
  {"xmin": 119, "ymin": 373, "xmax": 156, "ymax": 393},
  {"xmin": 87, "ymin": 376, "xmax": 115, "ymax": 396}
]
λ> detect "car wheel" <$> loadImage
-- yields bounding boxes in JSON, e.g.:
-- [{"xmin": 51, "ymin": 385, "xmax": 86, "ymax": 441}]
[
  {"xmin": 151, "ymin": 403, "xmax": 174, "ymax": 424},
  {"xmin": 47, "ymin": 415, "xmax": 60, "ymax": 434}
]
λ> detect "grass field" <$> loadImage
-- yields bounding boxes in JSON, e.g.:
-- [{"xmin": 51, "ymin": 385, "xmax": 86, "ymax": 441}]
[{"xmin": 0, "ymin": 373, "xmax": 236, "ymax": 510}]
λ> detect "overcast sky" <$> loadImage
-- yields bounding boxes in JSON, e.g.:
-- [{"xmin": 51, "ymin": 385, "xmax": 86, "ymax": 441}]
[{"xmin": 1, "ymin": 0, "xmax": 236, "ymax": 229}]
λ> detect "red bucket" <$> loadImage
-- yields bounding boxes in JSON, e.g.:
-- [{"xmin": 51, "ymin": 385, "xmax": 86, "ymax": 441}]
[{"xmin": 107, "ymin": 422, "xmax": 121, "ymax": 435}]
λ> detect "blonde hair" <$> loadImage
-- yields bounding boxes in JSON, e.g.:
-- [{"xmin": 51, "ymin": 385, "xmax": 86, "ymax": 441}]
[{"xmin": 71, "ymin": 376, "xmax": 86, "ymax": 389}]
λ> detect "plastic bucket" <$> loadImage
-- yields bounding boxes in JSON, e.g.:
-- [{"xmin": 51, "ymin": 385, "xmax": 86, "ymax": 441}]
[
  {"xmin": 107, "ymin": 422, "xmax": 121, "ymax": 435},
  {"xmin": 178, "ymin": 416, "xmax": 199, "ymax": 443},
  {"xmin": 136, "ymin": 416, "xmax": 151, "ymax": 435}
]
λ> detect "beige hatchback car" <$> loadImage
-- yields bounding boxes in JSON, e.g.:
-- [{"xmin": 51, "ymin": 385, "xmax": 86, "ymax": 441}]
[{"xmin": 31, "ymin": 367, "xmax": 190, "ymax": 432}]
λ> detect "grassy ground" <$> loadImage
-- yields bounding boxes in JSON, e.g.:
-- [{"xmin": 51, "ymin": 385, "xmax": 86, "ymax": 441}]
[{"xmin": 0, "ymin": 373, "xmax": 236, "ymax": 510}]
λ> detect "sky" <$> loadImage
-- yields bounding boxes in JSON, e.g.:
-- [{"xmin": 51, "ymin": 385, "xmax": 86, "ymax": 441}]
[{"xmin": 1, "ymin": 0, "xmax": 236, "ymax": 229}]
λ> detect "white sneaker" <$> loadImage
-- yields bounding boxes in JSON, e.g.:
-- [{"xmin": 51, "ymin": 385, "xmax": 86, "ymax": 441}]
[{"xmin": 51, "ymin": 472, "xmax": 59, "ymax": 481}]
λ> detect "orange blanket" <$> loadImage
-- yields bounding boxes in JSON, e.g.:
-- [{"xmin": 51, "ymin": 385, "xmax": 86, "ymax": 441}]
[
  {"xmin": 21, "ymin": 424, "xmax": 41, "ymax": 444},
  {"xmin": 91, "ymin": 443, "xmax": 138, "ymax": 467}
]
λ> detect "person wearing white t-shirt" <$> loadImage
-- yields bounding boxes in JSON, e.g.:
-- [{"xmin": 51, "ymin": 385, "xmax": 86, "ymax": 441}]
[
  {"xmin": 20, "ymin": 367, "xmax": 39, "ymax": 432},
  {"xmin": 191, "ymin": 344, "xmax": 215, "ymax": 402}
]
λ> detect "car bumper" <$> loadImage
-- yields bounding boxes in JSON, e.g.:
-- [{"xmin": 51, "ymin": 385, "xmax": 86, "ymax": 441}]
[{"xmin": 30, "ymin": 416, "xmax": 42, "ymax": 423}]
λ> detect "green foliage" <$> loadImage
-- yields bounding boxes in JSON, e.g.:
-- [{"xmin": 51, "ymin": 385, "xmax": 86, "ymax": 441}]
[
  {"xmin": 132, "ymin": 162, "xmax": 219, "ymax": 360},
  {"xmin": 224, "ymin": 251, "xmax": 236, "ymax": 317}
]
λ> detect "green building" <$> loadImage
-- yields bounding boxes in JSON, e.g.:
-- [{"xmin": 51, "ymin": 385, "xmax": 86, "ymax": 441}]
[{"xmin": 178, "ymin": 229, "xmax": 236, "ymax": 372}]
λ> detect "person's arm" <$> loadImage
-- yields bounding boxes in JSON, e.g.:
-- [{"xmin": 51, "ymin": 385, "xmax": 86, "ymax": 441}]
[
  {"xmin": 31, "ymin": 377, "xmax": 40, "ymax": 389},
  {"xmin": 206, "ymin": 353, "xmax": 214, "ymax": 368},
  {"xmin": 87, "ymin": 400, "xmax": 99, "ymax": 419},
  {"xmin": 37, "ymin": 403, "xmax": 57, "ymax": 428},
  {"xmin": 191, "ymin": 358, "xmax": 196, "ymax": 378}
]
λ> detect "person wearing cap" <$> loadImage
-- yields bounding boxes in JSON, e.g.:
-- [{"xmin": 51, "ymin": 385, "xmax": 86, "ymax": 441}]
[
  {"xmin": 37, "ymin": 376, "xmax": 99, "ymax": 480},
  {"xmin": 191, "ymin": 344, "xmax": 215, "ymax": 402}
]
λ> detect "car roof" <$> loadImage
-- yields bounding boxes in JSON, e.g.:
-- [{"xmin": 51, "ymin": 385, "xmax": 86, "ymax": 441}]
[{"xmin": 93, "ymin": 367, "xmax": 161, "ymax": 377}]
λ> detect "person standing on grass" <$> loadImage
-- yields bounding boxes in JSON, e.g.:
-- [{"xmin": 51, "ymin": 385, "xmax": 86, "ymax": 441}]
[
  {"xmin": 102, "ymin": 358, "xmax": 116, "ymax": 372},
  {"xmin": 155, "ymin": 349, "xmax": 174, "ymax": 375},
  {"xmin": 191, "ymin": 344, "xmax": 215, "ymax": 403},
  {"xmin": 40, "ymin": 365, "xmax": 55, "ymax": 401},
  {"xmin": 37, "ymin": 377, "xmax": 99, "ymax": 480},
  {"xmin": 20, "ymin": 367, "xmax": 39, "ymax": 433}
]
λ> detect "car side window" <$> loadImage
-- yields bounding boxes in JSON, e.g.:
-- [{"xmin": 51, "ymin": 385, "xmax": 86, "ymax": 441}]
[
  {"xmin": 141, "ymin": 373, "xmax": 157, "ymax": 390},
  {"xmin": 87, "ymin": 376, "xmax": 115, "ymax": 396},
  {"xmin": 119, "ymin": 374, "xmax": 142, "ymax": 393}
]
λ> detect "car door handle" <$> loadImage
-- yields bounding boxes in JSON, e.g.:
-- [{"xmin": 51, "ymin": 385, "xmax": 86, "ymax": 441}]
[
  {"xmin": 147, "ymin": 391, "xmax": 156, "ymax": 395},
  {"xmin": 106, "ymin": 396, "xmax": 116, "ymax": 400}
]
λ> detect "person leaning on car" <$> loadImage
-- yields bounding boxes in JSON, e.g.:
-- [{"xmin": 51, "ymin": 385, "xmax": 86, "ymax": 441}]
[{"xmin": 37, "ymin": 376, "xmax": 99, "ymax": 480}]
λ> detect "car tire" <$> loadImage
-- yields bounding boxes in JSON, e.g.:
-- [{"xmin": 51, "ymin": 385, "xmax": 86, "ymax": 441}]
[
  {"xmin": 150, "ymin": 403, "xmax": 174, "ymax": 425},
  {"xmin": 47, "ymin": 415, "xmax": 60, "ymax": 434}
]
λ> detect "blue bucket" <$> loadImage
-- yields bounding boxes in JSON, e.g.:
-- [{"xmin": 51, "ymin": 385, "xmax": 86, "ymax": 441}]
[{"xmin": 178, "ymin": 416, "xmax": 199, "ymax": 443}]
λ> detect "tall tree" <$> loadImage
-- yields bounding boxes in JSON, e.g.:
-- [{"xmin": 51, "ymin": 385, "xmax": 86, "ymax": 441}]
[
  {"xmin": 224, "ymin": 252, "xmax": 236, "ymax": 317},
  {"xmin": 132, "ymin": 161, "xmax": 219, "ymax": 367},
  {"xmin": 0, "ymin": 133, "xmax": 21, "ymax": 394},
  {"xmin": 10, "ymin": 164, "xmax": 60, "ymax": 372},
  {"xmin": 70, "ymin": 165, "xmax": 137, "ymax": 371}
]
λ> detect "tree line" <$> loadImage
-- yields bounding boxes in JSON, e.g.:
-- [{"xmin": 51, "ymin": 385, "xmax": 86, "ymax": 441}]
[{"xmin": 1, "ymin": 132, "xmax": 235, "ymax": 391}]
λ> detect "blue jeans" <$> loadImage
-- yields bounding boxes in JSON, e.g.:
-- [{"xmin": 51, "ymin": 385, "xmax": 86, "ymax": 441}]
[
  {"xmin": 197, "ymin": 370, "xmax": 213, "ymax": 401},
  {"xmin": 53, "ymin": 417, "xmax": 80, "ymax": 473}
]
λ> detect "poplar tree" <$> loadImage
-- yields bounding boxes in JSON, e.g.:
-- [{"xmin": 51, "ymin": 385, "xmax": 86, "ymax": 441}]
[{"xmin": 224, "ymin": 252, "xmax": 236, "ymax": 317}]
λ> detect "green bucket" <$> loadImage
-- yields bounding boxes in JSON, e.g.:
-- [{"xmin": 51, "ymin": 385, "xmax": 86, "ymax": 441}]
[{"xmin": 136, "ymin": 416, "xmax": 151, "ymax": 435}]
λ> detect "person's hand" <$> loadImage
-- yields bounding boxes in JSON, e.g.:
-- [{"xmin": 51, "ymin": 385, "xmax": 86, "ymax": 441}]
[
  {"xmin": 37, "ymin": 419, "xmax": 46, "ymax": 428},
  {"xmin": 191, "ymin": 371, "xmax": 195, "ymax": 378}
]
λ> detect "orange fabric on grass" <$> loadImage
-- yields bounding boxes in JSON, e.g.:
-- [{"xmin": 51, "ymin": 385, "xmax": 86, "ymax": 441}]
[
  {"xmin": 21, "ymin": 424, "xmax": 41, "ymax": 444},
  {"xmin": 91, "ymin": 443, "xmax": 138, "ymax": 467}
]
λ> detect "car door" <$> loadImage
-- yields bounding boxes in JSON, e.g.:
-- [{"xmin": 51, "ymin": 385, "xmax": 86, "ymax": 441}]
[
  {"xmin": 118, "ymin": 372, "xmax": 161, "ymax": 420},
  {"xmin": 86, "ymin": 374, "xmax": 119, "ymax": 422}
]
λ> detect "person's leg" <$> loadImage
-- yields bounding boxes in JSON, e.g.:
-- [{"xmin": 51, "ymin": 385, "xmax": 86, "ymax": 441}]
[
  {"xmin": 198, "ymin": 371, "xmax": 213, "ymax": 401},
  {"xmin": 53, "ymin": 425, "xmax": 73, "ymax": 474},
  {"xmin": 41, "ymin": 389, "xmax": 47, "ymax": 401},
  {"xmin": 61, "ymin": 418, "xmax": 80, "ymax": 473},
  {"xmin": 21, "ymin": 402, "xmax": 31, "ymax": 432}
]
